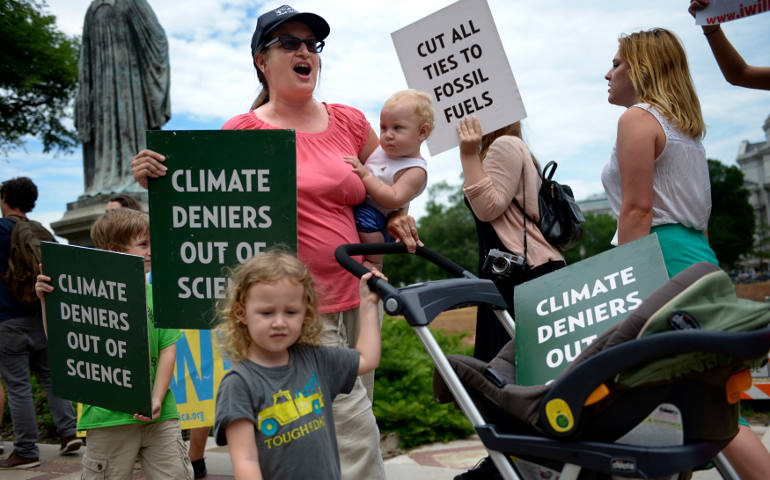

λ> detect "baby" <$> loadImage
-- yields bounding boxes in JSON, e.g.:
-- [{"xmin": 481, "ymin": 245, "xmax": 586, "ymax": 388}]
[{"xmin": 345, "ymin": 89, "xmax": 434, "ymax": 267}]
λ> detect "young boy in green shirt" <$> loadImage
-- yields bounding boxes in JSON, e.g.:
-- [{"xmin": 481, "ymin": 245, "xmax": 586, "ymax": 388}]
[{"xmin": 37, "ymin": 208, "xmax": 193, "ymax": 479}]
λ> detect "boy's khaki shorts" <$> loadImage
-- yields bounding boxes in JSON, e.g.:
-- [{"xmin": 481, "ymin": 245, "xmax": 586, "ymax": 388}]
[{"xmin": 81, "ymin": 419, "xmax": 193, "ymax": 480}]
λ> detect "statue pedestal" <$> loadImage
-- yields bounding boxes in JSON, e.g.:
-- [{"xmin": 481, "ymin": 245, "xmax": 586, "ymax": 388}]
[{"xmin": 51, "ymin": 193, "xmax": 148, "ymax": 246}]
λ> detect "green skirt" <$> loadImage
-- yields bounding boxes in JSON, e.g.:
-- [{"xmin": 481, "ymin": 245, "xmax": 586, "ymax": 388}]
[{"xmin": 650, "ymin": 224, "xmax": 719, "ymax": 278}]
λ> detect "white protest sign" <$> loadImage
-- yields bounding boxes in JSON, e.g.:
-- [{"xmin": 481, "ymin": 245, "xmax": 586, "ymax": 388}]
[
  {"xmin": 695, "ymin": 0, "xmax": 770, "ymax": 25},
  {"xmin": 391, "ymin": 0, "xmax": 526, "ymax": 156}
]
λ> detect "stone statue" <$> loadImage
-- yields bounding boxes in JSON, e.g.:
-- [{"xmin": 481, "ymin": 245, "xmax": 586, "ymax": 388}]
[{"xmin": 75, "ymin": 0, "xmax": 170, "ymax": 196}]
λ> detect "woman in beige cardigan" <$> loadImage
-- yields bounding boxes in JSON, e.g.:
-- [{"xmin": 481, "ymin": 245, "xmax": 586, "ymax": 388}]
[
  {"xmin": 454, "ymin": 115, "xmax": 565, "ymax": 480},
  {"xmin": 457, "ymin": 116, "xmax": 565, "ymax": 362}
]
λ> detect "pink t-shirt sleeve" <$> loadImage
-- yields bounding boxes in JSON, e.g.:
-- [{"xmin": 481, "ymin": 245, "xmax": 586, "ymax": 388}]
[
  {"xmin": 331, "ymin": 102, "xmax": 371, "ymax": 157},
  {"xmin": 222, "ymin": 112, "xmax": 258, "ymax": 130}
]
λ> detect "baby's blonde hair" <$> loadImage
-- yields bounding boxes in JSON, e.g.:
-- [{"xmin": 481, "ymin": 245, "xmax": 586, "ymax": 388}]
[
  {"xmin": 383, "ymin": 89, "xmax": 435, "ymax": 137},
  {"xmin": 215, "ymin": 249, "xmax": 321, "ymax": 363}
]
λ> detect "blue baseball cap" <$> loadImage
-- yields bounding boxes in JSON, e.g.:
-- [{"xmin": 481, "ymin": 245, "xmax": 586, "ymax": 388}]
[{"xmin": 251, "ymin": 5, "xmax": 330, "ymax": 57}]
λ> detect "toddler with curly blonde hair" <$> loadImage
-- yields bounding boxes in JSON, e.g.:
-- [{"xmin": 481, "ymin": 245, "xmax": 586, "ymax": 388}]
[{"xmin": 213, "ymin": 250, "xmax": 383, "ymax": 479}]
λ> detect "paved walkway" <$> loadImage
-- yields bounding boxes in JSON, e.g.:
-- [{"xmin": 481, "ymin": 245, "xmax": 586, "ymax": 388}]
[{"xmin": 0, "ymin": 425, "xmax": 767, "ymax": 479}]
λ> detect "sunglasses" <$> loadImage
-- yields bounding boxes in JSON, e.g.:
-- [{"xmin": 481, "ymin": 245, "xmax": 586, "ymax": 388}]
[{"xmin": 263, "ymin": 35, "xmax": 325, "ymax": 53}]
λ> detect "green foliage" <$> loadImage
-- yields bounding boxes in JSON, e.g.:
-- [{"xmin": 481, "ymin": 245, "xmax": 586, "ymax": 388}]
[
  {"xmin": 707, "ymin": 159, "xmax": 755, "ymax": 268},
  {"xmin": 29, "ymin": 376, "xmax": 58, "ymax": 440},
  {"xmin": 384, "ymin": 181, "xmax": 478, "ymax": 286},
  {"xmin": 0, "ymin": 376, "xmax": 62, "ymax": 442},
  {"xmin": 1, "ymin": 384, "xmax": 8, "ymax": 429},
  {"xmin": 739, "ymin": 400, "xmax": 770, "ymax": 417},
  {"xmin": 561, "ymin": 212, "xmax": 617, "ymax": 265},
  {"xmin": 0, "ymin": 0, "xmax": 80, "ymax": 156},
  {"xmin": 374, "ymin": 316, "xmax": 474, "ymax": 448}
]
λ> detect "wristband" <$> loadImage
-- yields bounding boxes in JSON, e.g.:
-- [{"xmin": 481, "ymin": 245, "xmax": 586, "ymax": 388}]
[{"xmin": 703, "ymin": 26, "xmax": 720, "ymax": 36}]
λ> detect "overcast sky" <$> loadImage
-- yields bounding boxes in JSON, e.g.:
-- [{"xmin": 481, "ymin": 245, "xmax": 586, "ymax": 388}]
[{"xmin": 3, "ymin": 0, "xmax": 770, "ymax": 237}]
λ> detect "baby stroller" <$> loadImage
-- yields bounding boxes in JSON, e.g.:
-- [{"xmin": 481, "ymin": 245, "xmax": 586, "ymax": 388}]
[{"xmin": 335, "ymin": 243, "xmax": 770, "ymax": 480}]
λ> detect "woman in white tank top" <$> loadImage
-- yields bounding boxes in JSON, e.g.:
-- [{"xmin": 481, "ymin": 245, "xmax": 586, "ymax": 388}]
[
  {"xmin": 600, "ymin": 27, "xmax": 769, "ymax": 480},
  {"xmin": 600, "ymin": 28, "xmax": 717, "ymax": 277}
]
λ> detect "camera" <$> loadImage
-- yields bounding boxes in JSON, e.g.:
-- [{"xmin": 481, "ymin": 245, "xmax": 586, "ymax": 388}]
[{"xmin": 482, "ymin": 248, "xmax": 527, "ymax": 277}]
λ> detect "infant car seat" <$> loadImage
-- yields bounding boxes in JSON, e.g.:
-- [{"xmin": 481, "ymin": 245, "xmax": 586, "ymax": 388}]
[
  {"xmin": 334, "ymin": 243, "xmax": 770, "ymax": 480},
  {"xmin": 433, "ymin": 262, "xmax": 770, "ymax": 478}
]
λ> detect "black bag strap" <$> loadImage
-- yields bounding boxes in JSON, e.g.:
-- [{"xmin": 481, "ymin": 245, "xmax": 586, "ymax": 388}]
[
  {"xmin": 511, "ymin": 160, "xmax": 539, "ymax": 266},
  {"xmin": 541, "ymin": 160, "xmax": 557, "ymax": 182},
  {"xmin": 512, "ymin": 198, "xmax": 538, "ymax": 226},
  {"xmin": 522, "ymin": 165, "xmax": 528, "ymax": 265},
  {"xmin": 512, "ymin": 159, "xmax": 546, "ymax": 223}
]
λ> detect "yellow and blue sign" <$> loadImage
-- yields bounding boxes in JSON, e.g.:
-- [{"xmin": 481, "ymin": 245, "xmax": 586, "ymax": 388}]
[{"xmin": 171, "ymin": 329, "xmax": 232, "ymax": 429}]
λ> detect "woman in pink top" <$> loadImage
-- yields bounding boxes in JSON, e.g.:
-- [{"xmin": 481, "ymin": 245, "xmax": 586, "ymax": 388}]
[{"xmin": 132, "ymin": 6, "xmax": 420, "ymax": 479}]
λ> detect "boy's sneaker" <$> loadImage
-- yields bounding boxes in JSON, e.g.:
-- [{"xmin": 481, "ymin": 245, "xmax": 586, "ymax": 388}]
[
  {"xmin": 60, "ymin": 436, "xmax": 83, "ymax": 455},
  {"xmin": 0, "ymin": 450, "xmax": 41, "ymax": 469},
  {"xmin": 454, "ymin": 456, "xmax": 503, "ymax": 480},
  {"xmin": 192, "ymin": 457, "xmax": 207, "ymax": 478}
]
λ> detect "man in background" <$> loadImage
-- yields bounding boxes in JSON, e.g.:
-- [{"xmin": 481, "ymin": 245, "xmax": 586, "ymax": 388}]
[{"xmin": 0, "ymin": 177, "xmax": 81, "ymax": 469}]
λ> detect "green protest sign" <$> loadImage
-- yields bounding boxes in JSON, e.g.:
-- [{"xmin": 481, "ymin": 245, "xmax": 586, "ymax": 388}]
[
  {"xmin": 42, "ymin": 242, "xmax": 152, "ymax": 417},
  {"xmin": 147, "ymin": 130, "xmax": 297, "ymax": 329},
  {"xmin": 514, "ymin": 234, "xmax": 668, "ymax": 386}
]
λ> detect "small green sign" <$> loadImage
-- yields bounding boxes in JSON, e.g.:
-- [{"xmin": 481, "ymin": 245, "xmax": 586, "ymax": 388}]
[
  {"xmin": 514, "ymin": 234, "xmax": 669, "ymax": 386},
  {"xmin": 42, "ymin": 242, "xmax": 152, "ymax": 417},
  {"xmin": 147, "ymin": 130, "xmax": 297, "ymax": 329}
]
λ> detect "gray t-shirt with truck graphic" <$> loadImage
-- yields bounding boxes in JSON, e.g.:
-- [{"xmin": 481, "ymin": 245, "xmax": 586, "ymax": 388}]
[{"xmin": 214, "ymin": 344, "xmax": 359, "ymax": 479}]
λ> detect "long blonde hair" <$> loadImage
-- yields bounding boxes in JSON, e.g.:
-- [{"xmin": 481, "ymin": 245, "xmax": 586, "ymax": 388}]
[
  {"xmin": 215, "ymin": 250, "xmax": 321, "ymax": 363},
  {"xmin": 619, "ymin": 28, "xmax": 705, "ymax": 138}
]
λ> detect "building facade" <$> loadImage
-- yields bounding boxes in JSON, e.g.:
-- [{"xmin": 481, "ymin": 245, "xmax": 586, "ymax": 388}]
[
  {"xmin": 577, "ymin": 192, "xmax": 612, "ymax": 217},
  {"xmin": 737, "ymin": 114, "xmax": 770, "ymax": 228}
]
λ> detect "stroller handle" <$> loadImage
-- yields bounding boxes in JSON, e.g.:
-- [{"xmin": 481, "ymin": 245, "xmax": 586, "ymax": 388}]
[
  {"xmin": 335, "ymin": 243, "xmax": 485, "ymax": 319},
  {"xmin": 334, "ymin": 243, "xmax": 401, "ymax": 301},
  {"xmin": 335, "ymin": 242, "xmax": 473, "ymax": 279}
]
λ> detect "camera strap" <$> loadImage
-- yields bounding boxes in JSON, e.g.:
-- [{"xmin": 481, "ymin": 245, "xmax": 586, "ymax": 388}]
[{"xmin": 522, "ymin": 163, "xmax": 529, "ymax": 266}]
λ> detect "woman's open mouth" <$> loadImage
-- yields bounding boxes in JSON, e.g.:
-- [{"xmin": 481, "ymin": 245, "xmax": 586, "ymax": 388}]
[{"xmin": 294, "ymin": 63, "xmax": 311, "ymax": 76}]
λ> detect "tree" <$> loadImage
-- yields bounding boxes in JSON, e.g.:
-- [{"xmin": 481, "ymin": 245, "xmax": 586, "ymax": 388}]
[
  {"xmin": 561, "ymin": 212, "xmax": 617, "ymax": 265},
  {"xmin": 384, "ymin": 181, "xmax": 477, "ymax": 286},
  {"xmin": 707, "ymin": 159, "xmax": 755, "ymax": 268},
  {"xmin": 0, "ymin": 0, "xmax": 80, "ymax": 156}
]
